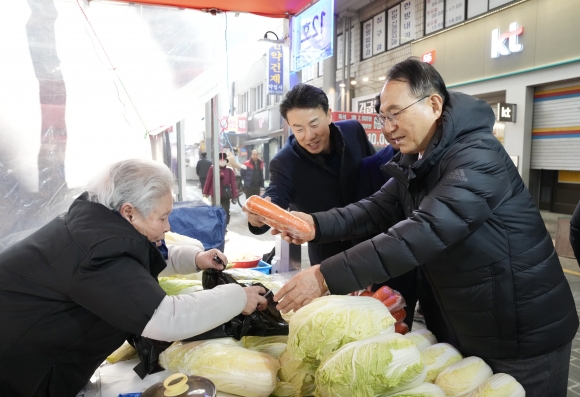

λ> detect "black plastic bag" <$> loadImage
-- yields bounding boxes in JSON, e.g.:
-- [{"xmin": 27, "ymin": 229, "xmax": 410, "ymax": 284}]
[
  {"xmin": 184, "ymin": 281, "xmax": 288, "ymax": 343},
  {"xmin": 127, "ymin": 335, "xmax": 172, "ymax": 379},
  {"xmin": 131, "ymin": 269, "xmax": 288, "ymax": 378}
]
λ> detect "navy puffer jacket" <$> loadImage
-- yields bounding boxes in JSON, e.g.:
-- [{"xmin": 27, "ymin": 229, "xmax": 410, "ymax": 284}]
[{"xmin": 313, "ymin": 92, "xmax": 578, "ymax": 359}]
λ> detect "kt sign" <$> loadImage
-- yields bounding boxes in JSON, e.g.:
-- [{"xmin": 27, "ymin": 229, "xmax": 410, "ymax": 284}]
[{"xmin": 491, "ymin": 22, "xmax": 523, "ymax": 58}]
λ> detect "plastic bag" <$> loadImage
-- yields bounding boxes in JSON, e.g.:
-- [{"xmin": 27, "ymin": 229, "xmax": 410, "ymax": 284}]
[{"xmin": 186, "ymin": 270, "xmax": 289, "ymax": 342}]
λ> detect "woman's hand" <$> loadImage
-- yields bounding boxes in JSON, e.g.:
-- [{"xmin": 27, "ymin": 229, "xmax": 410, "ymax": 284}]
[
  {"xmin": 242, "ymin": 286, "xmax": 268, "ymax": 315},
  {"xmin": 195, "ymin": 249, "xmax": 227, "ymax": 270}
]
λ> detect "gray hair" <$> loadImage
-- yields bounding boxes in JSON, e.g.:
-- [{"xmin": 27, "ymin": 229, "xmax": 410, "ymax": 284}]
[{"xmin": 86, "ymin": 158, "xmax": 174, "ymax": 216}]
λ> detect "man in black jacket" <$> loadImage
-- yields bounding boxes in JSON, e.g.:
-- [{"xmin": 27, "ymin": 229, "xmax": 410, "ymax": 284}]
[
  {"xmin": 244, "ymin": 83, "xmax": 375, "ymax": 265},
  {"xmin": 273, "ymin": 58, "xmax": 578, "ymax": 396}
]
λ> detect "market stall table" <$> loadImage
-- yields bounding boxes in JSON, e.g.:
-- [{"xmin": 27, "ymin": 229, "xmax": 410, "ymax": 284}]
[{"xmin": 97, "ymin": 271, "xmax": 299, "ymax": 397}]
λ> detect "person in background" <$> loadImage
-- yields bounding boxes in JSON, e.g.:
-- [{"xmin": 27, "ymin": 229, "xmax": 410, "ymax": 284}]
[
  {"xmin": 243, "ymin": 83, "xmax": 375, "ymax": 265},
  {"xmin": 196, "ymin": 151, "xmax": 212, "ymax": 190},
  {"xmin": 0, "ymin": 159, "xmax": 266, "ymax": 397},
  {"xmin": 571, "ymin": 200, "xmax": 580, "ymax": 266},
  {"xmin": 241, "ymin": 150, "xmax": 264, "ymax": 198},
  {"xmin": 227, "ymin": 147, "xmax": 245, "ymax": 175},
  {"xmin": 272, "ymin": 58, "xmax": 578, "ymax": 396},
  {"xmin": 203, "ymin": 152, "xmax": 238, "ymax": 225}
]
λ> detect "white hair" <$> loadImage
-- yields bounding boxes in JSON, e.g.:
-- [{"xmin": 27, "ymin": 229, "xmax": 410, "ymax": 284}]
[{"xmin": 85, "ymin": 159, "xmax": 174, "ymax": 216}]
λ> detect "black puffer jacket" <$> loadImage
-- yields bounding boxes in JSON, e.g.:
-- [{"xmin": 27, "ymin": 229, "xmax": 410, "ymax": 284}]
[
  {"xmin": 571, "ymin": 201, "xmax": 580, "ymax": 266},
  {"xmin": 314, "ymin": 92, "xmax": 578, "ymax": 359},
  {"xmin": 0, "ymin": 194, "xmax": 167, "ymax": 397}
]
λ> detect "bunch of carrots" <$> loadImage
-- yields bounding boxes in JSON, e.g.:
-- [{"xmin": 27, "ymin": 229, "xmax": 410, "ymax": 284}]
[{"xmin": 354, "ymin": 285, "xmax": 409, "ymax": 334}]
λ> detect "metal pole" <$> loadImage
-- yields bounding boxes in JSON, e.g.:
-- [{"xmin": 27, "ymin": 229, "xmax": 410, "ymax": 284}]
[
  {"xmin": 211, "ymin": 96, "xmax": 221, "ymax": 204},
  {"xmin": 345, "ymin": 17, "xmax": 351, "ymax": 112},
  {"xmin": 323, "ymin": 14, "xmax": 338, "ymax": 111},
  {"xmin": 175, "ymin": 119, "xmax": 186, "ymax": 201},
  {"xmin": 341, "ymin": 16, "xmax": 347, "ymax": 111}
]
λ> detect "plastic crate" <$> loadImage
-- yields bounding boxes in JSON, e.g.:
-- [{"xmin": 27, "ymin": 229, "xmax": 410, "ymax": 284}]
[{"xmin": 247, "ymin": 260, "xmax": 272, "ymax": 274}]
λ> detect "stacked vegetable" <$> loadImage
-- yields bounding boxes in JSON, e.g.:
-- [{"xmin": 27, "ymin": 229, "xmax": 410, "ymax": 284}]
[{"xmin": 353, "ymin": 285, "xmax": 409, "ymax": 334}]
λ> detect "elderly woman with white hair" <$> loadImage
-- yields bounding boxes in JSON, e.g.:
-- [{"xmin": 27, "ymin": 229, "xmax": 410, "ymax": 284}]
[{"xmin": 0, "ymin": 159, "xmax": 268, "ymax": 397}]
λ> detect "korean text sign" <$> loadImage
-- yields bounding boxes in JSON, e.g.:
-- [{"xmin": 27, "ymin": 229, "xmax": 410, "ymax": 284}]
[
  {"xmin": 268, "ymin": 45, "xmax": 283, "ymax": 95},
  {"xmin": 291, "ymin": 0, "xmax": 334, "ymax": 71}
]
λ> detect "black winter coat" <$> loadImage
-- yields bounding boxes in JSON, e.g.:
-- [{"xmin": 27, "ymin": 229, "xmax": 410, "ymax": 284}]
[
  {"xmin": 0, "ymin": 194, "xmax": 167, "ymax": 397},
  {"xmin": 571, "ymin": 201, "xmax": 580, "ymax": 266},
  {"xmin": 250, "ymin": 120, "xmax": 375, "ymax": 264},
  {"xmin": 313, "ymin": 92, "xmax": 578, "ymax": 359}
]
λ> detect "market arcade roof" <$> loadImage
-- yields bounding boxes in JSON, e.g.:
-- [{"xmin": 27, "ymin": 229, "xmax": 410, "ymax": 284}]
[{"xmin": 109, "ymin": 0, "xmax": 315, "ymax": 18}]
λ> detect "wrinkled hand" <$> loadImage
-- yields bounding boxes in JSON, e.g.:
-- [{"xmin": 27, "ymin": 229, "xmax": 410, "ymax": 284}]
[
  {"xmin": 242, "ymin": 286, "xmax": 268, "ymax": 315},
  {"xmin": 274, "ymin": 265, "xmax": 327, "ymax": 313},
  {"xmin": 242, "ymin": 196, "xmax": 271, "ymax": 228},
  {"xmin": 271, "ymin": 211, "xmax": 316, "ymax": 244},
  {"xmin": 195, "ymin": 248, "xmax": 227, "ymax": 270}
]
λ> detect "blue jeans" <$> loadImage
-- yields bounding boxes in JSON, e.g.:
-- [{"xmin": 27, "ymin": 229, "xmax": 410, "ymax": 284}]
[{"xmin": 484, "ymin": 341, "xmax": 572, "ymax": 397}]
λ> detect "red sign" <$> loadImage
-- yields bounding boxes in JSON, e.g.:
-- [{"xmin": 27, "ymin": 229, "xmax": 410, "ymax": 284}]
[
  {"xmin": 422, "ymin": 50, "xmax": 436, "ymax": 64},
  {"xmin": 332, "ymin": 111, "xmax": 387, "ymax": 147}
]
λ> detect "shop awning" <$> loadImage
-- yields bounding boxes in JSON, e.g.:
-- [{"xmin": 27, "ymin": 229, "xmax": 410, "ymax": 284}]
[
  {"xmin": 108, "ymin": 0, "xmax": 312, "ymax": 18},
  {"xmin": 244, "ymin": 137, "xmax": 271, "ymax": 145}
]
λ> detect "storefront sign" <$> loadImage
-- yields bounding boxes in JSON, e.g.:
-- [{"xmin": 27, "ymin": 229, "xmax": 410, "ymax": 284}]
[
  {"xmin": 267, "ymin": 45, "xmax": 283, "ymax": 95},
  {"xmin": 291, "ymin": 0, "xmax": 334, "ymax": 71},
  {"xmin": 362, "ymin": 19, "xmax": 373, "ymax": 60},
  {"xmin": 400, "ymin": 0, "xmax": 416, "ymax": 44},
  {"xmin": 445, "ymin": 0, "xmax": 465, "ymax": 28},
  {"xmin": 497, "ymin": 103, "xmax": 517, "ymax": 122},
  {"xmin": 228, "ymin": 116, "xmax": 248, "ymax": 134},
  {"xmin": 372, "ymin": 12, "xmax": 386, "ymax": 55},
  {"xmin": 332, "ymin": 111, "xmax": 387, "ymax": 147},
  {"xmin": 425, "ymin": 0, "xmax": 444, "ymax": 35},
  {"xmin": 422, "ymin": 50, "xmax": 436, "ymax": 64},
  {"xmin": 491, "ymin": 22, "xmax": 523, "ymax": 58},
  {"xmin": 387, "ymin": 4, "xmax": 401, "ymax": 50}
]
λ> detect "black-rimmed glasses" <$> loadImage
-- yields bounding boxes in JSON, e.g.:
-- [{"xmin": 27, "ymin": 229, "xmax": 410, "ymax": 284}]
[{"xmin": 377, "ymin": 95, "xmax": 430, "ymax": 128}]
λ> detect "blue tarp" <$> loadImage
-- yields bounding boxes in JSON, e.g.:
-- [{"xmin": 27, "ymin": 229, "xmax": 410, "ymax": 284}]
[{"xmin": 169, "ymin": 200, "xmax": 226, "ymax": 251}]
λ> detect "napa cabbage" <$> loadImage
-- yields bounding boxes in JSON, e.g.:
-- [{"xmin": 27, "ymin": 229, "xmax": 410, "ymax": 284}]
[
  {"xmin": 315, "ymin": 333, "xmax": 426, "ymax": 397},
  {"xmin": 405, "ymin": 329, "xmax": 437, "ymax": 352},
  {"xmin": 278, "ymin": 348, "xmax": 318, "ymax": 397},
  {"xmin": 158, "ymin": 277, "xmax": 203, "ymax": 295},
  {"xmin": 421, "ymin": 343, "xmax": 463, "ymax": 383},
  {"xmin": 466, "ymin": 373, "xmax": 525, "ymax": 397},
  {"xmin": 160, "ymin": 341, "xmax": 278, "ymax": 397},
  {"xmin": 383, "ymin": 382, "xmax": 446, "ymax": 397},
  {"xmin": 286, "ymin": 295, "xmax": 396, "ymax": 362},
  {"xmin": 435, "ymin": 356, "xmax": 492, "ymax": 396}
]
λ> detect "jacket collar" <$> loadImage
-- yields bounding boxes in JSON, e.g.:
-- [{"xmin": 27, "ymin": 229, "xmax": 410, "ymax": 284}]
[{"xmin": 66, "ymin": 193, "xmax": 167, "ymax": 278}]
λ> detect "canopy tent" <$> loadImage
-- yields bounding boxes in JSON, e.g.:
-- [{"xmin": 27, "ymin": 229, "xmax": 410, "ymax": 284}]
[
  {"xmin": 107, "ymin": 0, "xmax": 314, "ymax": 18},
  {"xmin": 0, "ymin": 0, "xmax": 285, "ymax": 246}
]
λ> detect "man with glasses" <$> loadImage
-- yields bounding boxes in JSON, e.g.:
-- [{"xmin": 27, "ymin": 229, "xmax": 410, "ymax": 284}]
[{"xmin": 272, "ymin": 57, "xmax": 578, "ymax": 396}]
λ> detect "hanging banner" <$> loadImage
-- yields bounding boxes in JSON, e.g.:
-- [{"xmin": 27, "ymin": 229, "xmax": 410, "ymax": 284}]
[
  {"xmin": 267, "ymin": 45, "xmax": 284, "ymax": 95},
  {"xmin": 373, "ymin": 12, "xmax": 386, "ymax": 55},
  {"xmin": 291, "ymin": 0, "xmax": 334, "ymax": 71},
  {"xmin": 387, "ymin": 4, "xmax": 401, "ymax": 50},
  {"xmin": 400, "ymin": 0, "xmax": 416, "ymax": 44}
]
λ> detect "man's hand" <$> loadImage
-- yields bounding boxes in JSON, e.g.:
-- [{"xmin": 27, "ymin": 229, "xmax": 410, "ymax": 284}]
[
  {"xmin": 271, "ymin": 211, "xmax": 316, "ymax": 244},
  {"xmin": 274, "ymin": 265, "xmax": 328, "ymax": 313},
  {"xmin": 242, "ymin": 285, "xmax": 268, "ymax": 315},
  {"xmin": 195, "ymin": 248, "xmax": 227, "ymax": 270},
  {"xmin": 243, "ymin": 196, "xmax": 271, "ymax": 227}
]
